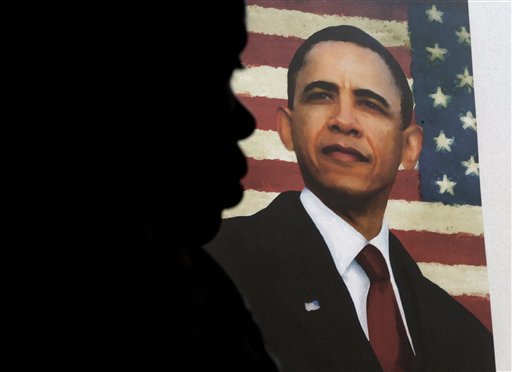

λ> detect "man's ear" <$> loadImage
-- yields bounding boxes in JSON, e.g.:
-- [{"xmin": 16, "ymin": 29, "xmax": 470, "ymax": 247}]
[
  {"xmin": 401, "ymin": 123, "xmax": 423, "ymax": 170},
  {"xmin": 276, "ymin": 107, "xmax": 294, "ymax": 151}
]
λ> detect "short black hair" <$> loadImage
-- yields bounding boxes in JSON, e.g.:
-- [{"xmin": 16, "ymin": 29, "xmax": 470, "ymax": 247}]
[{"xmin": 287, "ymin": 25, "xmax": 413, "ymax": 129}]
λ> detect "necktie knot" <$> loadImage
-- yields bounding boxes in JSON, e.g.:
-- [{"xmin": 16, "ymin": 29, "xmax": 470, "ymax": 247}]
[{"xmin": 356, "ymin": 244, "xmax": 390, "ymax": 282}]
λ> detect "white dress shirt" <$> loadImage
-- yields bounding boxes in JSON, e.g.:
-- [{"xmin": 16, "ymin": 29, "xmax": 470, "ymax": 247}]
[{"xmin": 300, "ymin": 188, "xmax": 415, "ymax": 351}]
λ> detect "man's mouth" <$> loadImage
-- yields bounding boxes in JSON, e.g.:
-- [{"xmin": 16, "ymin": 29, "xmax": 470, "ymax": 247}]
[{"xmin": 321, "ymin": 144, "xmax": 369, "ymax": 162}]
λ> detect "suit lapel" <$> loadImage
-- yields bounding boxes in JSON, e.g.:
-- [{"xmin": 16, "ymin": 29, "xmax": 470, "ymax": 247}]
[
  {"xmin": 389, "ymin": 232, "xmax": 427, "ymax": 369},
  {"xmin": 275, "ymin": 192, "xmax": 381, "ymax": 370}
]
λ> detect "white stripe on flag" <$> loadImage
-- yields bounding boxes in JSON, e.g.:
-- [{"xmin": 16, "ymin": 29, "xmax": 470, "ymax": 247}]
[
  {"xmin": 418, "ymin": 263, "xmax": 489, "ymax": 297},
  {"xmin": 385, "ymin": 199, "xmax": 483, "ymax": 236},
  {"xmin": 232, "ymin": 65, "xmax": 413, "ymax": 100},
  {"xmin": 223, "ymin": 190, "xmax": 484, "ymax": 236},
  {"xmin": 239, "ymin": 129, "xmax": 296, "ymax": 162},
  {"xmin": 247, "ymin": 5, "xmax": 410, "ymax": 47},
  {"xmin": 232, "ymin": 66, "xmax": 288, "ymax": 100}
]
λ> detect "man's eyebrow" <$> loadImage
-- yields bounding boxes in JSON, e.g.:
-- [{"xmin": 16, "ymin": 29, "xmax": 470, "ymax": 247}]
[
  {"xmin": 303, "ymin": 81, "xmax": 339, "ymax": 94},
  {"xmin": 353, "ymin": 89, "xmax": 390, "ymax": 108}
]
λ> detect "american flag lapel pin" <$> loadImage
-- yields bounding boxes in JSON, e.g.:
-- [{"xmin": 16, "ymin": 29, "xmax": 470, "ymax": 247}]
[{"xmin": 305, "ymin": 300, "xmax": 320, "ymax": 312}]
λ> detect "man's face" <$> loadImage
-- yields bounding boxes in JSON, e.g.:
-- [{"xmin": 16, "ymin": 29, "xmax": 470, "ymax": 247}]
[{"xmin": 280, "ymin": 41, "xmax": 409, "ymax": 200}]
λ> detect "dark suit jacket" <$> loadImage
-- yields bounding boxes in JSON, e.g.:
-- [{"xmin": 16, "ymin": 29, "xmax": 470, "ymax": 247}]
[{"xmin": 206, "ymin": 191, "xmax": 495, "ymax": 371}]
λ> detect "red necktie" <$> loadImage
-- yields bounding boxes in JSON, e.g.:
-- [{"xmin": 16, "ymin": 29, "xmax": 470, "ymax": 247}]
[{"xmin": 356, "ymin": 244, "xmax": 415, "ymax": 372}]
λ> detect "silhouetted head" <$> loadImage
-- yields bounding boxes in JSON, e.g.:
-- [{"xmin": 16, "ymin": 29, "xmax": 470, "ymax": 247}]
[
  {"xmin": 187, "ymin": 1, "xmax": 255, "ymax": 244},
  {"xmin": 96, "ymin": 2, "xmax": 253, "ymax": 245},
  {"xmin": 123, "ymin": 1, "xmax": 255, "ymax": 245}
]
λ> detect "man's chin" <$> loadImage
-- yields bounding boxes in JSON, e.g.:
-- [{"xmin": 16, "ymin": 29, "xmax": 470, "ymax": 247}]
[
  {"xmin": 199, "ymin": 216, "xmax": 223, "ymax": 245},
  {"xmin": 187, "ymin": 209, "xmax": 222, "ymax": 246},
  {"xmin": 219, "ymin": 182, "xmax": 245, "ymax": 209},
  {"xmin": 308, "ymin": 176, "xmax": 374, "ymax": 199},
  {"xmin": 198, "ymin": 184, "xmax": 244, "ymax": 245}
]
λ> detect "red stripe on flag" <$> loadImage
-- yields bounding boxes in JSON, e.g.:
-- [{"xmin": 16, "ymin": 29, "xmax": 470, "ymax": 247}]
[
  {"xmin": 242, "ymin": 33, "xmax": 302, "ymax": 68},
  {"xmin": 243, "ymin": 158, "xmax": 421, "ymax": 201},
  {"xmin": 246, "ymin": 0, "xmax": 408, "ymax": 21},
  {"xmin": 390, "ymin": 170, "xmax": 421, "ymax": 201},
  {"xmin": 454, "ymin": 295, "xmax": 492, "ymax": 332},
  {"xmin": 392, "ymin": 230, "xmax": 486, "ymax": 266},
  {"xmin": 242, "ymin": 33, "xmax": 412, "ymax": 78},
  {"xmin": 243, "ymin": 158, "xmax": 303, "ymax": 191}
]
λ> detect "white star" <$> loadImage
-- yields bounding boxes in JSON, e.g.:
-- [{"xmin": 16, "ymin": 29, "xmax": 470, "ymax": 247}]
[
  {"xmin": 456, "ymin": 67, "xmax": 474, "ymax": 91},
  {"xmin": 436, "ymin": 174, "xmax": 457, "ymax": 195},
  {"xmin": 429, "ymin": 87, "xmax": 451, "ymax": 108},
  {"xmin": 426, "ymin": 43, "xmax": 448, "ymax": 62},
  {"xmin": 460, "ymin": 111, "xmax": 477, "ymax": 131},
  {"xmin": 455, "ymin": 26, "xmax": 471, "ymax": 45},
  {"xmin": 434, "ymin": 130, "xmax": 454, "ymax": 152},
  {"xmin": 426, "ymin": 5, "xmax": 444, "ymax": 23},
  {"xmin": 461, "ymin": 155, "xmax": 479, "ymax": 176}
]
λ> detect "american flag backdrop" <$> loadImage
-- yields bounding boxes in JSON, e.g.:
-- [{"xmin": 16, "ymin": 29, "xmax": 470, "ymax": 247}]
[{"xmin": 224, "ymin": 1, "xmax": 491, "ymax": 331}]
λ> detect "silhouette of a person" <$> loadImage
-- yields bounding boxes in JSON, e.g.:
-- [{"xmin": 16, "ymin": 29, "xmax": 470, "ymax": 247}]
[{"xmin": 73, "ymin": 1, "xmax": 278, "ymax": 370}]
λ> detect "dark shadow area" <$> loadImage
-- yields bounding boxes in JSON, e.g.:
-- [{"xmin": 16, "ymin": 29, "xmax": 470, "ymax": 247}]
[{"xmin": 70, "ymin": 2, "xmax": 278, "ymax": 369}]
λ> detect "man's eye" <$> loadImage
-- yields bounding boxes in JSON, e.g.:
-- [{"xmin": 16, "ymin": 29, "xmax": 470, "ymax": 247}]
[
  {"xmin": 360, "ymin": 100, "xmax": 384, "ymax": 113},
  {"xmin": 307, "ymin": 92, "xmax": 333, "ymax": 101}
]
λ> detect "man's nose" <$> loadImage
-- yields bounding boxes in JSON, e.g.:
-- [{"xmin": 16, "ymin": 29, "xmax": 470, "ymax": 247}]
[{"xmin": 327, "ymin": 99, "xmax": 361, "ymax": 137}]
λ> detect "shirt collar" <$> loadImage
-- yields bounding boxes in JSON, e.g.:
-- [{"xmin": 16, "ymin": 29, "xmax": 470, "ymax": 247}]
[{"xmin": 300, "ymin": 188, "xmax": 390, "ymax": 276}]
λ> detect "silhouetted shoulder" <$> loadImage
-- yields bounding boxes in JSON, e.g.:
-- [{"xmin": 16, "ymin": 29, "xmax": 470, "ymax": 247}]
[{"xmin": 175, "ymin": 246, "xmax": 279, "ymax": 371}]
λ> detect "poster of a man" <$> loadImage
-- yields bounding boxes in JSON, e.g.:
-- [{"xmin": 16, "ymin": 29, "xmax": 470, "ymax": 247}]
[{"xmin": 206, "ymin": 2, "xmax": 495, "ymax": 371}]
